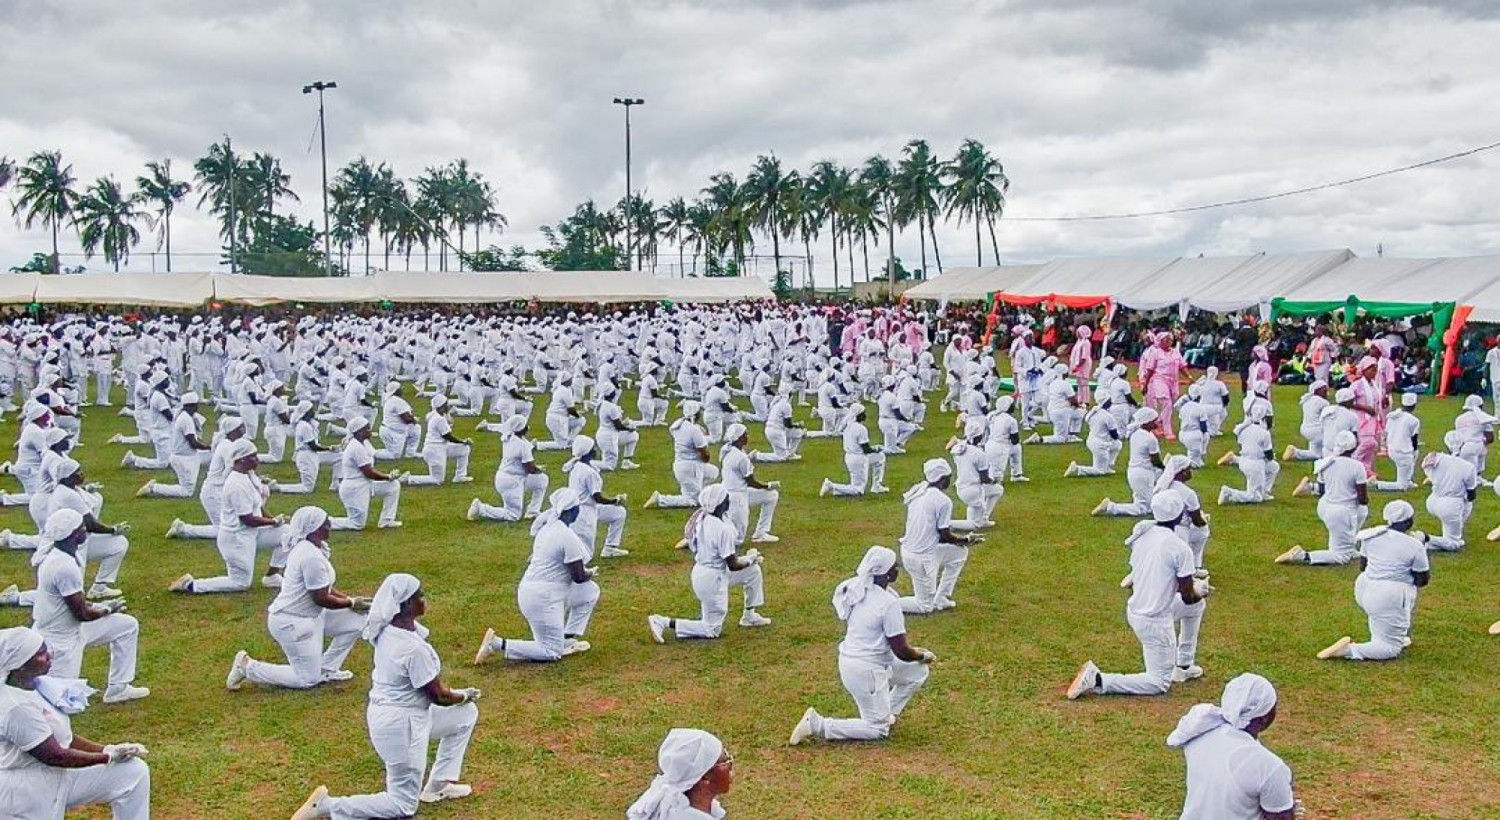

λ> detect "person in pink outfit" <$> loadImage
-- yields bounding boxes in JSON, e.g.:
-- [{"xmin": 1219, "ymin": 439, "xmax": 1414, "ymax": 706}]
[
  {"xmin": 1350, "ymin": 357, "xmax": 1384, "ymax": 475},
  {"xmin": 1070, "ymin": 326, "xmax": 1095, "ymax": 405},
  {"xmin": 1139, "ymin": 332, "xmax": 1188, "ymax": 441},
  {"xmin": 1247, "ymin": 345, "xmax": 1274, "ymax": 397},
  {"xmin": 1308, "ymin": 326, "xmax": 1339, "ymax": 384}
]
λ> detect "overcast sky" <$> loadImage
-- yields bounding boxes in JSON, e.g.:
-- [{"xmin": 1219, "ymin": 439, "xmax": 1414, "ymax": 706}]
[{"xmin": 3, "ymin": 0, "xmax": 1500, "ymax": 284}]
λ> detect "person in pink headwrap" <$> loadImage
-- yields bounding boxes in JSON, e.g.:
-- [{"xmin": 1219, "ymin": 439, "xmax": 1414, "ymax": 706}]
[
  {"xmin": 1247, "ymin": 346, "xmax": 1273, "ymax": 398},
  {"xmin": 1070, "ymin": 326, "xmax": 1095, "ymax": 405},
  {"xmin": 1139, "ymin": 332, "xmax": 1188, "ymax": 441},
  {"xmin": 1349, "ymin": 357, "xmax": 1384, "ymax": 475}
]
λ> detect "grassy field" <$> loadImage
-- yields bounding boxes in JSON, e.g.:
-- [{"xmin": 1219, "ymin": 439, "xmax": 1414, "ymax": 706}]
[{"xmin": 4, "ymin": 382, "xmax": 1498, "ymax": 819}]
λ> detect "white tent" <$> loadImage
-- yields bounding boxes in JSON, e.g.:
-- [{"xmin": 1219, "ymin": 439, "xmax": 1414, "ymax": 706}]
[
  {"xmin": 213, "ymin": 274, "xmax": 379, "ymax": 305},
  {"xmin": 1185, "ymin": 249, "xmax": 1354, "ymax": 315},
  {"xmin": 1277, "ymin": 257, "xmax": 1451, "ymax": 303},
  {"xmin": 1004, "ymin": 256, "xmax": 1176, "ymax": 299},
  {"xmin": 662, "ymin": 276, "xmax": 774, "ymax": 303},
  {"xmin": 33, "ymin": 273, "xmax": 215, "ymax": 307},
  {"xmin": 902, "ymin": 265, "xmax": 1045, "ymax": 302},
  {"xmin": 1114, "ymin": 256, "xmax": 1257, "ymax": 316},
  {"xmin": 0, "ymin": 274, "xmax": 39, "ymax": 304}
]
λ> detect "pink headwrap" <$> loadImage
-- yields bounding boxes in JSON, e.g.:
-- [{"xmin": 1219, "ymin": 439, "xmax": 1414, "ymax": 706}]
[{"xmin": 1076, "ymin": 326, "xmax": 1093, "ymax": 340}]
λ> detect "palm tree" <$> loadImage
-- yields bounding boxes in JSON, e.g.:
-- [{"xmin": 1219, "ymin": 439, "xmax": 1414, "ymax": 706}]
[
  {"xmin": 11, "ymin": 151, "xmax": 81, "ymax": 274},
  {"xmin": 659, "ymin": 197, "xmax": 691, "ymax": 277},
  {"xmin": 861, "ymin": 155, "xmax": 901, "ymax": 286},
  {"xmin": 778, "ymin": 172, "xmax": 817, "ymax": 290},
  {"xmin": 701, "ymin": 173, "xmax": 752, "ymax": 274},
  {"xmin": 684, "ymin": 201, "xmax": 713, "ymax": 275},
  {"xmin": 245, "ymin": 152, "xmax": 298, "ymax": 220},
  {"xmin": 896, "ymin": 139, "xmax": 946, "ymax": 276},
  {"xmin": 331, "ymin": 157, "xmax": 383, "ymax": 274},
  {"xmin": 809, "ymin": 160, "xmax": 854, "ymax": 291},
  {"xmin": 134, "ymin": 159, "xmax": 190, "ymax": 272},
  {"xmin": 193, "ymin": 140, "xmax": 256, "ymax": 251},
  {"xmin": 746, "ymin": 154, "xmax": 794, "ymax": 282},
  {"xmin": 844, "ymin": 180, "xmax": 883, "ymax": 283},
  {"xmin": 415, "ymin": 166, "xmax": 455, "ymax": 270},
  {"xmin": 74, "ymin": 177, "xmax": 144, "ymax": 272},
  {"xmin": 373, "ymin": 169, "xmax": 407, "ymax": 270},
  {"xmin": 0, "ymin": 156, "xmax": 14, "ymax": 194},
  {"xmin": 942, "ymin": 138, "xmax": 1009, "ymax": 266}
]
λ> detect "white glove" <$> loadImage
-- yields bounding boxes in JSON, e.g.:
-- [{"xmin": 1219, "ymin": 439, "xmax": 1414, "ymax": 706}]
[
  {"xmin": 585, "ymin": 565, "xmax": 601, "ymax": 579},
  {"xmin": 1192, "ymin": 579, "xmax": 1215, "ymax": 599},
  {"xmin": 743, "ymin": 549, "xmax": 764, "ymax": 565},
  {"xmin": 84, "ymin": 482, "xmax": 104, "ymax": 492},
  {"xmin": 272, "ymin": 514, "xmax": 289, "ymax": 526},
  {"xmin": 614, "ymin": 493, "xmax": 629, "ymax": 505},
  {"xmin": 387, "ymin": 470, "xmax": 405, "ymax": 482},
  {"xmin": 965, "ymin": 534, "xmax": 985, "ymax": 545},
  {"xmin": 103, "ymin": 743, "xmax": 148, "ymax": 763},
  {"xmin": 111, "ymin": 523, "xmax": 131, "ymax": 535},
  {"xmin": 916, "ymin": 648, "xmax": 937, "ymax": 663},
  {"xmin": 348, "ymin": 596, "xmax": 372, "ymax": 613},
  {"xmin": 99, "ymin": 599, "xmax": 128, "ymax": 615},
  {"xmin": 766, "ymin": 481, "xmax": 782, "ymax": 489},
  {"xmin": 457, "ymin": 687, "xmax": 482, "ymax": 703}
]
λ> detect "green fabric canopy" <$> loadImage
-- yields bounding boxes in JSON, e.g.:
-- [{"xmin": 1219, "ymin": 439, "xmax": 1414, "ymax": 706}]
[{"xmin": 1269, "ymin": 296, "xmax": 1455, "ymax": 353}]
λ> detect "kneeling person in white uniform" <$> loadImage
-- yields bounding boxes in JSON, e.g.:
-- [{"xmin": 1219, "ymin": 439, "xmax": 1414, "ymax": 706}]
[
  {"xmin": 1167, "ymin": 673, "xmax": 1298, "ymax": 820},
  {"xmin": 1317, "ymin": 500, "xmax": 1430, "ymax": 662},
  {"xmin": 648, "ymin": 485, "xmax": 771, "ymax": 641}
]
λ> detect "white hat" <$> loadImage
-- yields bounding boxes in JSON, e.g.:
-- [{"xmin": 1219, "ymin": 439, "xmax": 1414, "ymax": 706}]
[
  {"xmin": 1132, "ymin": 407, "xmax": 1159, "ymax": 426},
  {"xmin": 180, "ymin": 391, "xmax": 200, "ymax": 405},
  {"xmin": 681, "ymin": 400, "xmax": 701, "ymax": 418},
  {"xmin": 220, "ymin": 415, "xmax": 245, "ymax": 433},
  {"xmin": 923, "ymin": 458, "xmax": 952, "ymax": 481},
  {"xmin": 698, "ymin": 484, "xmax": 729, "ymax": 511},
  {"xmin": 24, "ymin": 403, "xmax": 48, "ymax": 421},
  {"xmin": 723, "ymin": 423, "xmax": 748, "ymax": 443},
  {"xmin": 1333, "ymin": 430, "xmax": 1358, "ymax": 454},
  {"xmin": 1335, "ymin": 388, "xmax": 1355, "ymax": 404},
  {"xmin": 1151, "ymin": 491, "xmax": 1185, "ymax": 522},
  {"xmin": 1401, "ymin": 392, "xmax": 1418, "ymax": 408},
  {"xmin": 1382, "ymin": 500, "xmax": 1415, "ymax": 525},
  {"xmin": 229, "ymin": 439, "xmax": 258, "ymax": 461}
]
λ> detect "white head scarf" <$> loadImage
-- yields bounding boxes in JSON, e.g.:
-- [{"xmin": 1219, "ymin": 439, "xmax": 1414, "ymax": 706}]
[
  {"xmin": 625, "ymin": 728, "xmax": 726, "ymax": 820},
  {"xmin": 722, "ymin": 423, "xmax": 748, "ymax": 445},
  {"xmin": 1382, "ymin": 499, "xmax": 1415, "ymax": 524},
  {"xmin": 32, "ymin": 507, "xmax": 84, "ymax": 568},
  {"xmin": 221, "ymin": 415, "xmax": 245, "ymax": 433},
  {"xmin": 288, "ymin": 506, "xmax": 330, "ymax": 551},
  {"xmin": 905, "ymin": 459, "xmax": 952, "ymax": 503},
  {"xmin": 1166, "ymin": 673, "xmax": 1278, "ymax": 748},
  {"xmin": 563, "ymin": 436, "xmax": 596, "ymax": 472},
  {"xmin": 530, "ymin": 487, "xmax": 583, "ymax": 535},
  {"xmin": 832, "ymin": 546, "xmax": 897, "ymax": 621},
  {"xmin": 698, "ymin": 484, "xmax": 729, "ymax": 515},
  {"xmin": 362, "ymin": 573, "xmax": 424, "ymax": 644},
  {"xmin": 0, "ymin": 627, "xmax": 44, "ymax": 678},
  {"xmin": 1155, "ymin": 455, "xmax": 1192, "ymax": 493}
]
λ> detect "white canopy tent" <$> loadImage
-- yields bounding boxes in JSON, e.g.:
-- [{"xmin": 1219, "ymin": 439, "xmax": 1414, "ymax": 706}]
[
  {"xmin": 1183, "ymin": 249, "xmax": 1354, "ymax": 315},
  {"xmin": 0, "ymin": 274, "xmax": 38, "ymax": 304},
  {"xmin": 1003, "ymin": 256, "xmax": 1176, "ymax": 300},
  {"xmin": 661, "ymin": 276, "xmax": 774, "ymax": 303},
  {"xmin": 1113, "ymin": 255, "xmax": 1257, "ymax": 317},
  {"xmin": 902, "ymin": 265, "xmax": 1045, "ymax": 302},
  {"xmin": 213, "ymin": 274, "xmax": 379, "ymax": 305},
  {"xmin": 33, "ymin": 273, "xmax": 215, "ymax": 307}
]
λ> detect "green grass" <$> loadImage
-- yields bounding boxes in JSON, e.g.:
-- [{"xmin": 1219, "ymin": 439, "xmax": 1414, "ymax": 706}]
[{"xmin": 5, "ymin": 384, "xmax": 1499, "ymax": 819}]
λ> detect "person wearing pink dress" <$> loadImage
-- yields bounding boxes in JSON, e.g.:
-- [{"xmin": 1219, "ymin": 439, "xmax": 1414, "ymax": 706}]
[
  {"xmin": 1069, "ymin": 326, "xmax": 1095, "ymax": 406},
  {"xmin": 1309, "ymin": 326, "xmax": 1339, "ymax": 384},
  {"xmin": 1350, "ymin": 357, "xmax": 1384, "ymax": 475},
  {"xmin": 1139, "ymin": 332, "xmax": 1188, "ymax": 441},
  {"xmin": 1247, "ymin": 345, "xmax": 1273, "ymax": 396}
]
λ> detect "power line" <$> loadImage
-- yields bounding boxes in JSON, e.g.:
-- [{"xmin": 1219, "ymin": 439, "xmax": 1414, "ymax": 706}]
[{"xmin": 1005, "ymin": 138, "xmax": 1500, "ymax": 222}]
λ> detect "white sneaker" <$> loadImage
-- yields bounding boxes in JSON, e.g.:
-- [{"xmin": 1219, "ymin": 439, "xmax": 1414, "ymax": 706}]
[
  {"xmin": 601, "ymin": 546, "xmax": 630, "ymax": 558},
  {"xmin": 261, "ymin": 574, "xmax": 283, "ymax": 589},
  {"xmin": 1282, "ymin": 445, "xmax": 1296, "ymax": 461},
  {"xmin": 226, "ymin": 650, "xmax": 249, "ymax": 690},
  {"xmin": 135, "ymin": 480, "xmax": 155, "ymax": 498},
  {"xmin": 466, "ymin": 499, "xmax": 482, "ymax": 521},
  {"xmin": 819, "ymin": 479, "xmax": 833, "ymax": 497},
  {"xmin": 475, "ymin": 628, "xmax": 498, "ymax": 665},
  {"xmin": 1217, "ymin": 486, "xmax": 1230, "ymax": 505},
  {"xmin": 419, "ymin": 783, "xmax": 473, "ymax": 804},
  {"xmin": 1011, "ymin": 475, "xmax": 1030, "ymax": 482},
  {"xmin": 1170, "ymin": 664, "xmax": 1204, "ymax": 683},
  {"xmin": 788, "ymin": 707, "xmax": 819, "ymax": 745},
  {"xmin": 934, "ymin": 596, "xmax": 957, "ymax": 611},
  {"xmin": 1063, "ymin": 461, "xmax": 1078, "ymax": 477},
  {"xmin": 1119, "ymin": 573, "xmax": 1134, "ymax": 589},
  {"xmin": 102, "ymin": 684, "xmax": 150, "ymax": 704},
  {"xmin": 751, "ymin": 533, "xmax": 780, "ymax": 544},
  {"xmin": 107, "ymin": 433, "xmax": 124, "ymax": 444},
  {"xmin": 0, "ymin": 529, "xmax": 10, "ymax": 549},
  {"xmin": 120, "ymin": 451, "xmax": 136, "ymax": 468},
  {"xmin": 643, "ymin": 492, "xmax": 661, "ymax": 509},
  {"xmin": 321, "ymin": 669, "xmax": 354, "ymax": 683},
  {"xmin": 1091, "ymin": 498, "xmax": 1111, "ymax": 516},
  {"xmin": 291, "ymin": 785, "xmax": 329, "ymax": 820},
  {"xmin": 1292, "ymin": 476, "xmax": 1314, "ymax": 497},
  {"xmin": 378, "ymin": 520, "xmax": 403, "ymax": 529},
  {"xmin": 1067, "ymin": 661, "xmax": 1100, "ymax": 700},
  {"xmin": 562, "ymin": 638, "xmax": 592, "ymax": 656},
  {"xmin": 1023, "ymin": 433, "xmax": 1041, "ymax": 444},
  {"xmin": 453, "ymin": 475, "xmax": 474, "ymax": 484},
  {"xmin": 168, "ymin": 574, "xmax": 194, "ymax": 593},
  {"xmin": 1274, "ymin": 546, "xmax": 1308, "ymax": 564},
  {"xmin": 87, "ymin": 583, "xmax": 122, "ymax": 599},
  {"xmin": 739, "ymin": 611, "xmax": 772, "ymax": 628},
  {"xmin": 1317, "ymin": 636, "xmax": 1353, "ymax": 660},
  {"xmin": 869, "ymin": 485, "xmax": 890, "ymax": 494},
  {"xmin": 621, "ymin": 460, "xmax": 641, "ymax": 470},
  {"xmin": 648, "ymin": 614, "xmax": 669, "ymax": 644},
  {"xmin": 165, "ymin": 519, "xmax": 185, "ymax": 539},
  {"xmin": 0, "ymin": 584, "xmax": 19, "ymax": 606}
]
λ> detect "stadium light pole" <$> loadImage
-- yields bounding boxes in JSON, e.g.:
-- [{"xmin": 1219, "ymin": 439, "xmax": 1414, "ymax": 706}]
[
  {"xmin": 303, "ymin": 80, "xmax": 338, "ymax": 276},
  {"xmin": 612, "ymin": 97, "xmax": 644, "ymax": 271}
]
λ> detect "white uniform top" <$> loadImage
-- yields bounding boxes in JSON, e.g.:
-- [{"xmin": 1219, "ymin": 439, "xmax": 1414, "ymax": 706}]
[
  {"xmin": 721, "ymin": 446, "xmax": 754, "ymax": 491},
  {"xmin": 876, "ymin": 391, "xmax": 901, "ymax": 420},
  {"xmin": 1045, "ymin": 377, "xmax": 1076, "ymax": 407},
  {"xmin": 1317, "ymin": 456, "xmax": 1367, "ymax": 506},
  {"xmin": 1426, "ymin": 453, "xmax": 1477, "ymax": 499},
  {"xmin": 1178, "ymin": 401, "xmax": 1209, "ymax": 437},
  {"xmin": 1180, "ymin": 724, "xmax": 1295, "ymax": 820},
  {"xmin": 1384, "ymin": 410, "xmax": 1420, "ymax": 455},
  {"xmin": 899, "ymin": 485, "xmax": 951, "ymax": 556},
  {"xmin": 293, "ymin": 420, "xmax": 320, "ymax": 453},
  {"xmin": 1127, "ymin": 428, "xmax": 1161, "ymax": 470},
  {"xmin": 1125, "ymin": 526, "xmax": 1193, "ymax": 619},
  {"xmin": 838, "ymin": 585, "xmax": 905, "ymax": 665},
  {"xmin": 766, "ymin": 397, "xmax": 794, "ymax": 432},
  {"xmin": 1358, "ymin": 529, "xmax": 1429, "ymax": 585},
  {"xmin": 689, "ymin": 515, "xmax": 738, "ymax": 570},
  {"xmin": 1299, "ymin": 394, "xmax": 1330, "ymax": 430},
  {"xmin": 16, "ymin": 424, "xmax": 49, "ymax": 470},
  {"xmin": 842, "ymin": 420, "xmax": 872, "ymax": 455},
  {"xmin": 269, "ymin": 540, "xmax": 336, "ymax": 619},
  {"xmin": 1085, "ymin": 408, "xmax": 1119, "ymax": 442},
  {"xmin": 521, "ymin": 518, "xmax": 589, "ymax": 585},
  {"xmin": 596, "ymin": 400, "xmax": 625, "ymax": 435},
  {"xmin": 340, "ymin": 438, "xmax": 377, "ymax": 489},
  {"xmin": 1236, "ymin": 424, "xmax": 1272, "ymax": 460},
  {"xmin": 0, "ymin": 686, "xmax": 71, "ymax": 770},
  {"xmin": 499, "ymin": 435, "xmax": 535, "ymax": 477},
  {"xmin": 171, "ymin": 411, "xmax": 201, "ymax": 457},
  {"xmin": 368, "ymin": 626, "xmax": 440, "ymax": 711},
  {"xmin": 219, "ymin": 471, "xmax": 262, "ymax": 533},
  {"xmin": 381, "ymin": 396, "xmax": 413, "ymax": 429},
  {"xmin": 670, "ymin": 420, "xmax": 708, "ymax": 462},
  {"xmin": 32, "ymin": 550, "xmax": 83, "ymax": 641},
  {"xmin": 546, "ymin": 384, "xmax": 575, "ymax": 416},
  {"xmin": 951, "ymin": 443, "xmax": 987, "ymax": 488},
  {"xmin": 422, "ymin": 411, "xmax": 452, "ymax": 453}
]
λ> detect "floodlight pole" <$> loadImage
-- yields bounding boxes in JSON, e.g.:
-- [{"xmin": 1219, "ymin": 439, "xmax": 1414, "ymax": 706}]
[
  {"xmin": 303, "ymin": 80, "xmax": 338, "ymax": 276},
  {"xmin": 613, "ymin": 97, "xmax": 644, "ymax": 271}
]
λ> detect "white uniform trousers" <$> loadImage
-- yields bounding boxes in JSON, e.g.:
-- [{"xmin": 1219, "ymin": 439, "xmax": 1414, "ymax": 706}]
[
  {"xmin": 13, "ymin": 463, "xmax": 42, "ymax": 496},
  {"xmin": 81, "ymin": 533, "xmax": 129, "ymax": 586},
  {"xmin": 261, "ymin": 423, "xmax": 290, "ymax": 463},
  {"xmin": 475, "ymin": 472, "xmax": 549, "ymax": 521},
  {"xmin": 636, "ymin": 397, "xmax": 669, "ymax": 425},
  {"xmin": 332, "ymin": 480, "xmax": 401, "ymax": 530},
  {"xmin": 759, "ymin": 426, "xmax": 804, "ymax": 461},
  {"xmin": 1307, "ymin": 500, "xmax": 1365, "ymax": 564},
  {"xmin": 536, "ymin": 411, "xmax": 578, "ymax": 451},
  {"xmin": 986, "ymin": 441, "xmax": 1025, "ymax": 480},
  {"xmin": 239, "ymin": 403, "xmax": 264, "ymax": 440},
  {"xmin": 704, "ymin": 412, "xmax": 728, "ymax": 443},
  {"xmin": 92, "ymin": 358, "xmax": 114, "ymax": 405},
  {"xmin": 277, "ymin": 450, "xmax": 342, "ymax": 494},
  {"xmin": 1173, "ymin": 598, "xmax": 1205, "ymax": 668},
  {"xmin": 728, "ymin": 488, "xmax": 778, "ymax": 541},
  {"xmin": 1348, "ymin": 575, "xmax": 1416, "ymax": 661},
  {"xmin": 673, "ymin": 564, "xmax": 764, "ymax": 639},
  {"xmin": 0, "ymin": 757, "xmax": 150, "ymax": 820},
  {"xmin": 374, "ymin": 423, "xmax": 421, "ymax": 460},
  {"xmin": 878, "ymin": 418, "xmax": 917, "ymax": 452},
  {"xmin": 405, "ymin": 442, "xmax": 471, "ymax": 485},
  {"xmin": 192, "ymin": 526, "xmax": 288, "ymax": 593},
  {"xmin": 1098, "ymin": 613, "xmax": 1175, "ymax": 696},
  {"xmin": 1287, "ymin": 424, "xmax": 1324, "ymax": 461},
  {"xmin": 44, "ymin": 614, "xmax": 140, "ymax": 689},
  {"xmin": 818, "ymin": 655, "xmax": 930, "ymax": 741},
  {"xmin": 953, "ymin": 483, "xmax": 1001, "ymax": 529},
  {"xmin": 246, "ymin": 609, "xmax": 366, "ymax": 688},
  {"xmin": 1220, "ymin": 458, "xmax": 1279, "ymax": 504},
  {"xmin": 656, "ymin": 461, "xmax": 719, "ymax": 508},
  {"xmin": 599, "ymin": 429, "xmax": 639, "ymax": 470},
  {"xmin": 828, "ymin": 452, "xmax": 886, "ymax": 496},
  {"xmin": 1103, "ymin": 467, "xmax": 1159, "ymax": 516},
  {"xmin": 1074, "ymin": 436, "xmax": 1121, "ymax": 476},
  {"xmin": 326, "ymin": 700, "xmax": 479, "ymax": 819},
  {"xmin": 807, "ymin": 407, "xmax": 847, "ymax": 438},
  {"xmin": 570, "ymin": 504, "xmax": 627, "ymax": 551},
  {"xmin": 145, "ymin": 451, "xmax": 210, "ymax": 498},
  {"xmin": 499, "ymin": 580, "xmax": 600, "ymax": 662},
  {"xmin": 1373, "ymin": 451, "xmax": 1417, "ymax": 491},
  {"xmin": 1424, "ymin": 495, "xmax": 1468, "ymax": 550},
  {"xmin": 1178, "ymin": 430, "xmax": 1207, "ymax": 467},
  {"xmin": 898, "ymin": 546, "xmax": 968, "ymax": 613}
]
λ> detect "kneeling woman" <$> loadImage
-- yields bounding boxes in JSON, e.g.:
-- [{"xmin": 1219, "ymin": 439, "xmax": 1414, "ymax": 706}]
[
  {"xmin": 474, "ymin": 488, "xmax": 600, "ymax": 663},
  {"xmin": 0, "ymin": 626, "xmax": 151, "ymax": 819},
  {"xmin": 228, "ymin": 506, "xmax": 370, "ymax": 690},
  {"xmin": 648, "ymin": 485, "xmax": 770, "ymax": 643},
  {"xmin": 293, "ymin": 574, "xmax": 480, "ymax": 818},
  {"xmin": 626, "ymin": 728, "xmax": 735, "ymax": 820},
  {"xmin": 788, "ymin": 546, "xmax": 936, "ymax": 744}
]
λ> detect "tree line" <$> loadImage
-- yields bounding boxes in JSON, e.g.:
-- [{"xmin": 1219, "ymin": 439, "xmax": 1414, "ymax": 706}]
[{"xmin": 2, "ymin": 136, "xmax": 1009, "ymax": 284}]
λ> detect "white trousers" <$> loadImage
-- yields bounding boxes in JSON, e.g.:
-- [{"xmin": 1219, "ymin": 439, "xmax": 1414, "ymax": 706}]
[
  {"xmin": 476, "ymin": 472, "xmax": 549, "ymax": 521},
  {"xmin": 1178, "ymin": 430, "xmax": 1207, "ymax": 466},
  {"xmin": 193, "ymin": 526, "xmax": 288, "ymax": 593},
  {"xmin": 45, "ymin": 613, "xmax": 140, "ymax": 689},
  {"xmin": 1373, "ymin": 451, "xmax": 1417, "ymax": 491},
  {"xmin": 898, "ymin": 547, "xmax": 968, "ymax": 614},
  {"xmin": 954, "ymin": 483, "xmax": 1002, "ymax": 529},
  {"xmin": 332, "ymin": 480, "xmax": 402, "ymax": 529},
  {"xmin": 374, "ymin": 424, "xmax": 421, "ymax": 460},
  {"xmin": 986, "ymin": 442, "xmax": 1024, "ymax": 480},
  {"xmin": 405, "ymin": 443, "xmax": 472, "ymax": 485},
  {"xmin": 878, "ymin": 418, "xmax": 917, "ymax": 451},
  {"xmin": 1103, "ymin": 467, "xmax": 1160, "ymax": 516},
  {"xmin": 1424, "ymin": 495, "xmax": 1468, "ymax": 550},
  {"xmin": 1073, "ymin": 437, "xmax": 1120, "ymax": 476},
  {"xmin": 728, "ymin": 488, "xmax": 779, "ymax": 541},
  {"xmin": 499, "ymin": 580, "xmax": 601, "ymax": 662},
  {"xmin": 146, "ymin": 451, "xmax": 210, "ymax": 498},
  {"xmin": 326, "ymin": 701, "xmax": 479, "ymax": 819},
  {"xmin": 828, "ymin": 452, "xmax": 886, "ymax": 496},
  {"xmin": 1288, "ymin": 424, "xmax": 1323, "ymax": 461},
  {"xmin": 1221, "ymin": 458, "xmax": 1280, "ymax": 504},
  {"xmin": 1349, "ymin": 575, "xmax": 1416, "ymax": 660},
  {"xmin": 759, "ymin": 426, "xmax": 804, "ymax": 461},
  {"xmin": 261, "ymin": 423, "xmax": 290, "ymax": 463},
  {"xmin": 818, "ymin": 655, "xmax": 929, "ymax": 741},
  {"xmin": 657, "ymin": 461, "xmax": 718, "ymax": 508},
  {"xmin": 278, "ymin": 450, "xmax": 342, "ymax": 494},
  {"xmin": 0, "ymin": 757, "xmax": 150, "ymax": 820},
  {"xmin": 1098, "ymin": 613, "xmax": 1175, "ymax": 696},
  {"xmin": 246, "ymin": 609, "xmax": 366, "ymax": 688},
  {"xmin": 672, "ymin": 564, "xmax": 764, "ymax": 639},
  {"xmin": 599, "ymin": 429, "xmax": 639, "ymax": 469},
  {"xmin": 571, "ymin": 505, "xmax": 628, "ymax": 550},
  {"xmin": 1308, "ymin": 501, "xmax": 1365, "ymax": 564},
  {"xmin": 81, "ymin": 533, "xmax": 129, "ymax": 586}
]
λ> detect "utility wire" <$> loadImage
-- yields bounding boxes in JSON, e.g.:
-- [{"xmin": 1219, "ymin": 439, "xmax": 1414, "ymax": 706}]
[{"xmin": 1005, "ymin": 138, "xmax": 1500, "ymax": 222}]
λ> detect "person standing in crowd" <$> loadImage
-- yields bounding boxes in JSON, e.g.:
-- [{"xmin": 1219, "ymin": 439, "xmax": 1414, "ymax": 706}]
[
  {"xmin": 1069, "ymin": 325, "xmax": 1095, "ymax": 406},
  {"xmin": 1140, "ymin": 332, "xmax": 1188, "ymax": 441},
  {"xmin": 1317, "ymin": 500, "xmax": 1430, "ymax": 662},
  {"xmin": 626, "ymin": 728, "xmax": 736, "ymax": 820},
  {"xmin": 788, "ymin": 545, "xmax": 936, "ymax": 746},
  {"xmin": 292, "ymin": 574, "xmax": 480, "ymax": 818},
  {"xmin": 1166, "ymin": 673, "xmax": 1298, "ymax": 820}
]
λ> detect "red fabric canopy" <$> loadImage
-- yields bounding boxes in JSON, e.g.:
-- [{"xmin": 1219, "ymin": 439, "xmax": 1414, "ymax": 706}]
[{"xmin": 992, "ymin": 293, "xmax": 1113, "ymax": 310}]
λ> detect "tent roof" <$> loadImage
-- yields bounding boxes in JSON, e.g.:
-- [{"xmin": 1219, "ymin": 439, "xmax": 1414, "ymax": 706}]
[
  {"xmin": 33, "ymin": 273, "xmax": 214, "ymax": 307},
  {"xmin": 214, "ymin": 274, "xmax": 378, "ymax": 305},
  {"xmin": 1113, "ymin": 256, "xmax": 1257, "ymax": 311},
  {"xmin": 1441, "ymin": 257, "xmax": 1500, "ymax": 322},
  {"xmin": 0, "ymin": 274, "xmax": 38, "ymax": 304},
  {"xmin": 903, "ymin": 265, "xmax": 1045, "ymax": 301},
  {"xmin": 662, "ymin": 276, "xmax": 774, "ymax": 303},
  {"xmin": 1185, "ymin": 249, "xmax": 1354, "ymax": 314},
  {"xmin": 1004, "ymin": 256, "xmax": 1176, "ymax": 299},
  {"xmin": 1277, "ymin": 257, "xmax": 1448, "ymax": 303}
]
